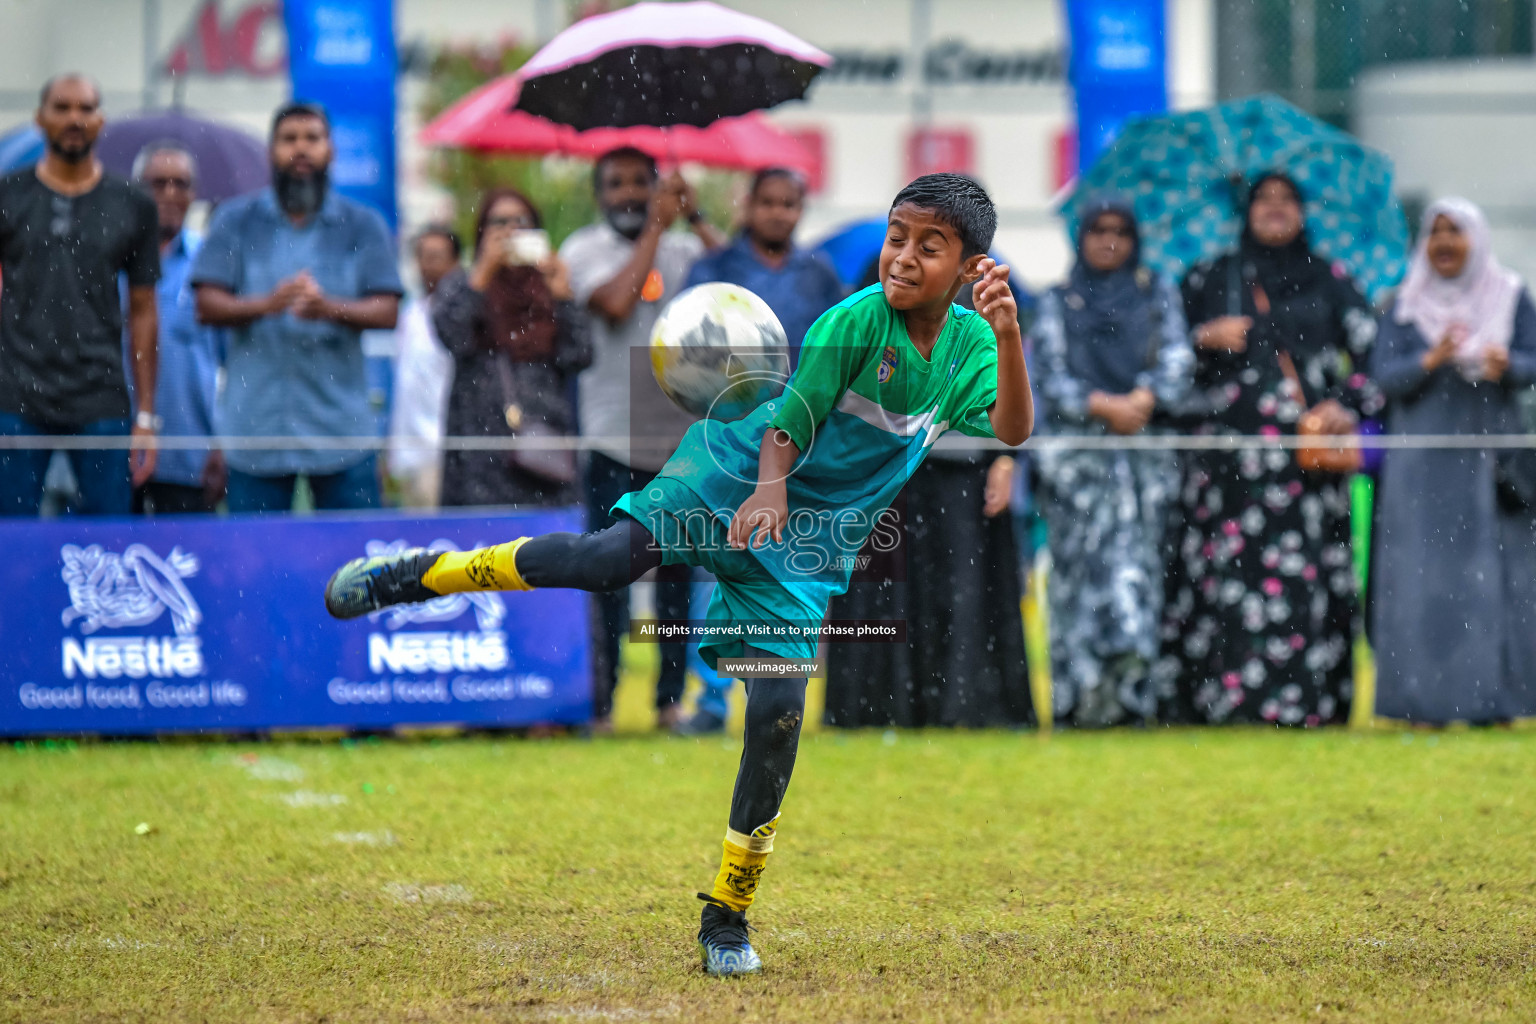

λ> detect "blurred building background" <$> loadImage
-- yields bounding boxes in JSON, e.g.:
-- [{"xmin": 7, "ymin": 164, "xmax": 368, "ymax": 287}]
[{"xmin": 2, "ymin": 0, "xmax": 1534, "ymax": 285}]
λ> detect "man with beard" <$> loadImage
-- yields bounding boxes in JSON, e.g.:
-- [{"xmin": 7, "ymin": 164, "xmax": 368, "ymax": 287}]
[
  {"xmin": 0, "ymin": 73, "xmax": 161, "ymax": 516},
  {"xmin": 559, "ymin": 146, "xmax": 725, "ymax": 733},
  {"xmin": 192, "ymin": 101, "xmax": 402, "ymax": 512},
  {"xmin": 128, "ymin": 143, "xmax": 227, "ymax": 514}
]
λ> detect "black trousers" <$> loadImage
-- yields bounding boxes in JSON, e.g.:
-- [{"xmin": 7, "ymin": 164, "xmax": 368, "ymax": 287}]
[
  {"xmin": 520, "ymin": 520, "xmax": 805, "ymax": 834},
  {"xmin": 133, "ymin": 481, "xmax": 214, "ymax": 516},
  {"xmin": 584, "ymin": 452, "xmax": 689, "ymax": 716}
]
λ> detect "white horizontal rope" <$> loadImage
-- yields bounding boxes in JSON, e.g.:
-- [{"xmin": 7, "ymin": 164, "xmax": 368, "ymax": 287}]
[{"xmin": 2, "ymin": 433, "xmax": 1536, "ymax": 452}]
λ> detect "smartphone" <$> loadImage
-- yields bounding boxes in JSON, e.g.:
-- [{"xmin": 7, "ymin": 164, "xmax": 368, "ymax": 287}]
[{"xmin": 505, "ymin": 228, "xmax": 551, "ymax": 266}]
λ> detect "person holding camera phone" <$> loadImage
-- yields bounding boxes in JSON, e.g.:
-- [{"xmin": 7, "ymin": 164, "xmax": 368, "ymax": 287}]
[{"xmin": 431, "ymin": 187, "xmax": 591, "ymax": 508}]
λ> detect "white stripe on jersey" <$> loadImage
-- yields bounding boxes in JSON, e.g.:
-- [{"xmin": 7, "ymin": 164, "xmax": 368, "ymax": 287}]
[{"xmin": 835, "ymin": 389, "xmax": 944, "ymax": 439}]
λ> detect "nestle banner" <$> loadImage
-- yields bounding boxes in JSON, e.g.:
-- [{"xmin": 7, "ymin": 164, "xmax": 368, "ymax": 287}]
[{"xmin": 0, "ymin": 511, "xmax": 591, "ymax": 736}]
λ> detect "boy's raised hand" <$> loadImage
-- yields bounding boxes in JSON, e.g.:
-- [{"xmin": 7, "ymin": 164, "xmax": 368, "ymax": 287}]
[
  {"xmin": 729, "ymin": 484, "xmax": 788, "ymax": 550},
  {"xmin": 973, "ymin": 258, "xmax": 1019, "ymax": 339}
]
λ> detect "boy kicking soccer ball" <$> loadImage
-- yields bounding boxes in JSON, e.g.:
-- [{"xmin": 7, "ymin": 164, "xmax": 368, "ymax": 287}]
[{"xmin": 323, "ymin": 172, "xmax": 1033, "ymax": 975}]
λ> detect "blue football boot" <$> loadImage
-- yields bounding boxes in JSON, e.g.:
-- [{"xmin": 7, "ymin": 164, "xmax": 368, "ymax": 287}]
[
  {"xmin": 324, "ymin": 549, "xmax": 441, "ymax": 620},
  {"xmin": 697, "ymin": 894, "xmax": 762, "ymax": 976}
]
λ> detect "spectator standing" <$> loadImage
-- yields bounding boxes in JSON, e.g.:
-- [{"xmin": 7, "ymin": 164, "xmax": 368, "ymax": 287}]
[
  {"xmin": 1157, "ymin": 172, "xmax": 1381, "ymax": 726},
  {"xmin": 1370, "ymin": 198, "xmax": 1536, "ymax": 724},
  {"xmin": 192, "ymin": 101, "xmax": 401, "ymax": 513},
  {"xmin": 559, "ymin": 147, "xmax": 724, "ymax": 732},
  {"xmin": 0, "ymin": 74, "xmax": 160, "ymax": 516},
  {"xmin": 386, "ymin": 225, "xmax": 458, "ymax": 508},
  {"xmin": 677, "ymin": 167, "xmax": 845, "ymax": 733},
  {"xmin": 1032, "ymin": 196, "xmax": 1193, "ymax": 726},
  {"xmin": 822, "ymin": 447, "xmax": 1034, "ymax": 729},
  {"xmin": 434, "ymin": 190, "xmax": 589, "ymax": 507},
  {"xmin": 128, "ymin": 142, "xmax": 226, "ymax": 514},
  {"xmin": 684, "ymin": 168, "xmax": 845, "ymax": 359}
]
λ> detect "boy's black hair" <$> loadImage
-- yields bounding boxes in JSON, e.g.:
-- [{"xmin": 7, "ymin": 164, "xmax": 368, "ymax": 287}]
[
  {"xmin": 593, "ymin": 146, "xmax": 658, "ymax": 192},
  {"xmin": 889, "ymin": 173, "xmax": 996, "ymax": 259}
]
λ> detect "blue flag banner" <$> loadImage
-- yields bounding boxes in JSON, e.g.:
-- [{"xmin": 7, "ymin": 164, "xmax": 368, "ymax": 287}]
[
  {"xmin": 284, "ymin": 0, "xmax": 398, "ymax": 228},
  {"xmin": 1, "ymin": 511, "xmax": 591, "ymax": 736},
  {"xmin": 1066, "ymin": 0, "xmax": 1168, "ymax": 174}
]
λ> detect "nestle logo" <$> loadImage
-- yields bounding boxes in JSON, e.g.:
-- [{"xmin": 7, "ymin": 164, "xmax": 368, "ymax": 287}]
[
  {"xmin": 367, "ymin": 631, "xmax": 508, "ymax": 674},
  {"xmin": 62, "ymin": 637, "xmax": 204, "ymax": 680}
]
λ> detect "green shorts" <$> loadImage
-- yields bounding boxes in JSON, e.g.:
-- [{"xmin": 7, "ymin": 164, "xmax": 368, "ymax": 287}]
[{"xmin": 611, "ymin": 476, "xmax": 827, "ymax": 670}]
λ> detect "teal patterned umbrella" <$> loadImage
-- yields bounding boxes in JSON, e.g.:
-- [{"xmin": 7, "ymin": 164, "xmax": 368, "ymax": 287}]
[{"xmin": 1063, "ymin": 94, "xmax": 1409, "ymax": 306}]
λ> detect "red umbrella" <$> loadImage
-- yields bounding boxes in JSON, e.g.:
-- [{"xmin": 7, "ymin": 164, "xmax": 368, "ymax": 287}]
[{"xmin": 421, "ymin": 73, "xmax": 821, "ymax": 177}]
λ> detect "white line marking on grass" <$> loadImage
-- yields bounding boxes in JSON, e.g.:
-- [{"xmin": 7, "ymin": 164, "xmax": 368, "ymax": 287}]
[
  {"xmin": 382, "ymin": 882, "xmax": 472, "ymax": 904},
  {"xmin": 52, "ymin": 935, "xmax": 166, "ymax": 951},
  {"xmin": 277, "ymin": 791, "xmax": 348, "ymax": 808},
  {"xmin": 229, "ymin": 755, "xmax": 304, "ymax": 782},
  {"xmin": 332, "ymin": 830, "xmax": 397, "ymax": 846},
  {"xmin": 534, "ymin": 1008, "xmax": 679, "ymax": 1022}
]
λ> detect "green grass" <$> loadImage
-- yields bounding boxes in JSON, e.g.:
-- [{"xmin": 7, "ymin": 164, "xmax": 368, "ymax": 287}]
[{"xmin": 3, "ymin": 728, "xmax": 1534, "ymax": 1022}]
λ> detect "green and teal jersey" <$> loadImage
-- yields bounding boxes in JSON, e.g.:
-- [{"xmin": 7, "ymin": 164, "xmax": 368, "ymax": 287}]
[{"xmin": 613, "ymin": 283, "xmax": 1002, "ymax": 667}]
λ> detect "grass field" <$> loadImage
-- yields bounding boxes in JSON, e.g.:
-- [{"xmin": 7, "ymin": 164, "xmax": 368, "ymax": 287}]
[{"xmin": 4, "ymin": 724, "xmax": 1535, "ymax": 1023}]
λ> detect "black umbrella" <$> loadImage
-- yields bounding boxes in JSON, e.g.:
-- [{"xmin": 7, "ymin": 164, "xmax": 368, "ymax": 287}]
[{"xmin": 513, "ymin": 0, "xmax": 832, "ymax": 130}]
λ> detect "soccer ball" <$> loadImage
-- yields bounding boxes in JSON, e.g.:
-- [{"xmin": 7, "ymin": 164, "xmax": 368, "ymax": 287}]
[{"xmin": 650, "ymin": 282, "xmax": 790, "ymax": 421}]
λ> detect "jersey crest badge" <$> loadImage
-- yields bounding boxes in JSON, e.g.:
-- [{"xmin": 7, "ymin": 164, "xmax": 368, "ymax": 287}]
[{"xmin": 877, "ymin": 346, "xmax": 899, "ymax": 384}]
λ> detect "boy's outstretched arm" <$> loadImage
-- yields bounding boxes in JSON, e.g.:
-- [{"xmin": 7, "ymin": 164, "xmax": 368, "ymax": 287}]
[
  {"xmin": 729, "ymin": 428, "xmax": 801, "ymax": 550},
  {"xmin": 975, "ymin": 258, "xmax": 1034, "ymax": 446}
]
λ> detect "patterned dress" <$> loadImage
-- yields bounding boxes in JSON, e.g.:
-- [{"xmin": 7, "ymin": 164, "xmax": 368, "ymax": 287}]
[
  {"xmin": 1033, "ymin": 272, "xmax": 1194, "ymax": 725},
  {"xmin": 1155, "ymin": 247, "xmax": 1382, "ymax": 725}
]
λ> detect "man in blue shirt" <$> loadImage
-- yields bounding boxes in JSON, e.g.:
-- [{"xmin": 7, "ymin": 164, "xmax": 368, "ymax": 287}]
[
  {"xmin": 684, "ymin": 168, "xmax": 845, "ymax": 362},
  {"xmin": 677, "ymin": 167, "xmax": 846, "ymax": 733},
  {"xmin": 127, "ymin": 143, "xmax": 225, "ymax": 514},
  {"xmin": 191, "ymin": 101, "xmax": 402, "ymax": 513}
]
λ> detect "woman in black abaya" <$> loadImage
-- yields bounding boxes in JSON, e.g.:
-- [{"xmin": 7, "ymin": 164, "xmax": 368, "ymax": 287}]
[{"xmin": 1156, "ymin": 172, "xmax": 1382, "ymax": 726}]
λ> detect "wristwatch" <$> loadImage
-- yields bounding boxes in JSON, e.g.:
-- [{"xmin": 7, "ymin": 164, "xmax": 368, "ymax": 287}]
[{"xmin": 134, "ymin": 410, "xmax": 163, "ymax": 432}]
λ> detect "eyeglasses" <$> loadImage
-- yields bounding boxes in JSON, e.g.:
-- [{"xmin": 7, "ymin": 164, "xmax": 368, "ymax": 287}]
[
  {"xmin": 147, "ymin": 176, "xmax": 193, "ymax": 193},
  {"xmin": 486, "ymin": 215, "xmax": 534, "ymax": 229}
]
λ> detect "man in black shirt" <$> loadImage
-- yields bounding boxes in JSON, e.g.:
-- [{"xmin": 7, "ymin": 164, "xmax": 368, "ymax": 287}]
[{"xmin": 0, "ymin": 73, "xmax": 160, "ymax": 516}]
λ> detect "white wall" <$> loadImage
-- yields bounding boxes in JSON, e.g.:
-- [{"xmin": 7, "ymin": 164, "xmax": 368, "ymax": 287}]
[{"xmin": 1355, "ymin": 57, "xmax": 1536, "ymax": 283}]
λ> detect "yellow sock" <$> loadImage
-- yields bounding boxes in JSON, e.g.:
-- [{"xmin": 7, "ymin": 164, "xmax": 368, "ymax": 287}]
[
  {"xmin": 707, "ymin": 817, "xmax": 777, "ymax": 913},
  {"xmin": 421, "ymin": 537, "xmax": 533, "ymax": 594}
]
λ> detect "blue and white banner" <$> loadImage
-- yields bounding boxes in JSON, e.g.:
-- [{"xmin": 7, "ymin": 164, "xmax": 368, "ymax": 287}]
[
  {"xmin": 1, "ymin": 511, "xmax": 591, "ymax": 735},
  {"xmin": 284, "ymin": 0, "xmax": 398, "ymax": 228},
  {"xmin": 1066, "ymin": 0, "xmax": 1168, "ymax": 173}
]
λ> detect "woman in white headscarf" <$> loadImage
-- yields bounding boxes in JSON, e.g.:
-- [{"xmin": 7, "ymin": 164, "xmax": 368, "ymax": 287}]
[{"xmin": 1370, "ymin": 197, "xmax": 1536, "ymax": 724}]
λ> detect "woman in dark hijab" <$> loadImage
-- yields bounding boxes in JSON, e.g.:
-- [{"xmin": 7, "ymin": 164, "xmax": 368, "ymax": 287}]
[
  {"xmin": 1032, "ymin": 195, "xmax": 1193, "ymax": 726},
  {"xmin": 433, "ymin": 188, "xmax": 590, "ymax": 507},
  {"xmin": 1156, "ymin": 172, "xmax": 1382, "ymax": 726}
]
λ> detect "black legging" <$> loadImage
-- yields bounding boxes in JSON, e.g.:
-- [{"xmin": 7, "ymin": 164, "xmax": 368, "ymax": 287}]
[{"xmin": 519, "ymin": 521, "xmax": 806, "ymax": 834}]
